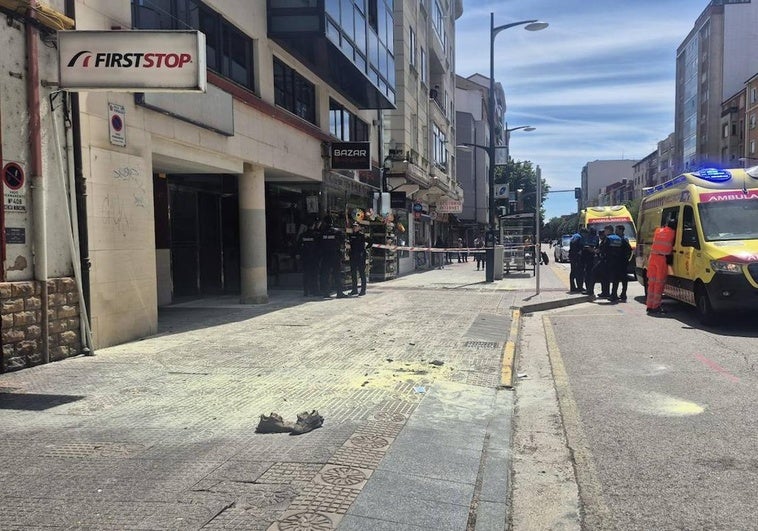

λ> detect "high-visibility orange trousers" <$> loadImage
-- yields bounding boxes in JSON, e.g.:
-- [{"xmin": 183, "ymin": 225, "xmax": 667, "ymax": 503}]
[{"xmin": 646, "ymin": 254, "xmax": 668, "ymax": 310}]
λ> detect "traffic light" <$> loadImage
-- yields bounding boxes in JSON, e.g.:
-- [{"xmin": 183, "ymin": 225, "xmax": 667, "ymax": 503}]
[{"xmin": 574, "ymin": 187, "xmax": 582, "ymax": 199}]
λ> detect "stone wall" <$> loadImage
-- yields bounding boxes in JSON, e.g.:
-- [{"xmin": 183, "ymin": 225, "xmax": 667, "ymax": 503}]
[{"xmin": 1, "ymin": 278, "xmax": 82, "ymax": 372}]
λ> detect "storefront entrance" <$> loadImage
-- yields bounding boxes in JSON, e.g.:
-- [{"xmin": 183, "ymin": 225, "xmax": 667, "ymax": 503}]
[{"xmin": 167, "ymin": 175, "xmax": 240, "ymax": 299}]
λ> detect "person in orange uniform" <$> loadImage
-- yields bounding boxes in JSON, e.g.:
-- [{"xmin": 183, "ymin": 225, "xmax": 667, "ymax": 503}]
[{"xmin": 646, "ymin": 218, "xmax": 677, "ymax": 314}]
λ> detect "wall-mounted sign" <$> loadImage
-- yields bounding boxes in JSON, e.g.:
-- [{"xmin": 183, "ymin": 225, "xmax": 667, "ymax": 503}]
[
  {"xmin": 58, "ymin": 30, "xmax": 207, "ymax": 92},
  {"xmin": 330, "ymin": 141, "xmax": 371, "ymax": 170},
  {"xmin": 494, "ymin": 184, "xmax": 509, "ymax": 199},
  {"xmin": 3, "ymin": 162, "xmax": 24, "ymax": 190},
  {"xmin": 4, "ymin": 191, "xmax": 26, "ymax": 213},
  {"xmin": 3, "ymin": 162, "xmax": 27, "ymax": 213},
  {"xmin": 5, "ymin": 227, "xmax": 26, "ymax": 244},
  {"xmin": 109, "ymin": 102, "xmax": 126, "ymax": 147},
  {"xmin": 436, "ymin": 200, "xmax": 463, "ymax": 213}
]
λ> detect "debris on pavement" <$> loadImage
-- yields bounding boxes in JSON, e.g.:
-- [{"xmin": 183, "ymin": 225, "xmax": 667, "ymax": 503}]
[
  {"xmin": 291, "ymin": 410, "xmax": 324, "ymax": 435},
  {"xmin": 255, "ymin": 412, "xmax": 294, "ymax": 434},
  {"xmin": 517, "ymin": 373, "xmax": 528, "ymax": 379},
  {"xmin": 413, "ymin": 386, "xmax": 426, "ymax": 394},
  {"xmin": 429, "ymin": 360, "xmax": 444, "ymax": 366}
]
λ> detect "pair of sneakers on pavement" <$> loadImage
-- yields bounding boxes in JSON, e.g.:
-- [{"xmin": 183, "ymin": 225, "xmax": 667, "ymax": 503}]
[{"xmin": 256, "ymin": 410, "xmax": 323, "ymax": 435}]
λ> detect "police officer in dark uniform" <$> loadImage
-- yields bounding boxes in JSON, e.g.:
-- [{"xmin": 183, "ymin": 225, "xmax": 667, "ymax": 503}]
[
  {"xmin": 319, "ymin": 215, "xmax": 347, "ymax": 298},
  {"xmin": 298, "ymin": 217, "xmax": 320, "ymax": 296},
  {"xmin": 568, "ymin": 229, "xmax": 584, "ymax": 292},
  {"xmin": 348, "ymin": 222, "xmax": 368, "ymax": 296},
  {"xmin": 612, "ymin": 224, "xmax": 632, "ymax": 302},
  {"xmin": 580, "ymin": 227, "xmax": 598, "ymax": 294},
  {"xmin": 601, "ymin": 224, "xmax": 624, "ymax": 302}
]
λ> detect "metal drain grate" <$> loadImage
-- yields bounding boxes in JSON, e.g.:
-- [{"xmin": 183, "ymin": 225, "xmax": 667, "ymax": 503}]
[{"xmin": 463, "ymin": 341, "xmax": 499, "ymax": 349}]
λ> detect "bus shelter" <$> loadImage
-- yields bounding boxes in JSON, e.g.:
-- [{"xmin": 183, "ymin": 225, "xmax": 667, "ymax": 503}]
[{"xmin": 499, "ymin": 212, "xmax": 536, "ymax": 276}]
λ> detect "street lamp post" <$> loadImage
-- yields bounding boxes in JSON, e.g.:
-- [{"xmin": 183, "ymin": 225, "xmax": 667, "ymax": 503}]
[{"xmin": 486, "ymin": 13, "xmax": 547, "ymax": 282}]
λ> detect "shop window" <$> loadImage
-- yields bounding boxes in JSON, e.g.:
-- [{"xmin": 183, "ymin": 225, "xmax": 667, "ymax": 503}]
[
  {"xmin": 329, "ymin": 99, "xmax": 369, "ymax": 141},
  {"xmin": 274, "ymin": 58, "xmax": 316, "ymax": 124},
  {"xmin": 131, "ymin": 0, "xmax": 173, "ymax": 29},
  {"xmin": 131, "ymin": 0, "xmax": 255, "ymax": 91}
]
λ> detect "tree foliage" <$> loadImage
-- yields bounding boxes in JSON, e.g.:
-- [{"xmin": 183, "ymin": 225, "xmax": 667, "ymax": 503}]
[
  {"xmin": 543, "ymin": 213, "xmax": 580, "ymax": 241},
  {"xmin": 494, "ymin": 158, "xmax": 549, "ymax": 220}
]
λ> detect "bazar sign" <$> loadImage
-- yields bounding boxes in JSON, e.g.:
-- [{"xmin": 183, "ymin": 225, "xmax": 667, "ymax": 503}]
[
  {"xmin": 58, "ymin": 30, "xmax": 206, "ymax": 92},
  {"xmin": 331, "ymin": 142, "xmax": 371, "ymax": 170},
  {"xmin": 436, "ymin": 200, "xmax": 463, "ymax": 213}
]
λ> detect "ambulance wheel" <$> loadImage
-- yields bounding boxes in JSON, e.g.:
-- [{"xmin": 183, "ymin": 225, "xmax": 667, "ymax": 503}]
[{"xmin": 695, "ymin": 285, "xmax": 717, "ymax": 326}]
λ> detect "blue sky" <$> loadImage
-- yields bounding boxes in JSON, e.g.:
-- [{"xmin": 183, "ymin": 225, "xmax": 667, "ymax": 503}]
[{"xmin": 455, "ymin": 0, "xmax": 708, "ymax": 220}]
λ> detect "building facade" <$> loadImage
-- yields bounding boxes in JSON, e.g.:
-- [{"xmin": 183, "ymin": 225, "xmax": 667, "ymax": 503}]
[
  {"xmin": 2, "ymin": 0, "xmax": 414, "ymax": 369},
  {"xmin": 383, "ymin": 0, "xmax": 463, "ymax": 272},
  {"xmin": 1, "ymin": 0, "xmax": 475, "ymax": 370},
  {"xmin": 656, "ymin": 133, "xmax": 677, "ymax": 185},
  {"xmin": 675, "ymin": 0, "xmax": 758, "ymax": 173},
  {"xmin": 455, "ymin": 73, "xmax": 501, "ymax": 237},
  {"xmin": 632, "ymin": 151, "xmax": 658, "ymax": 198},
  {"xmin": 720, "ymin": 89, "xmax": 745, "ymax": 166},
  {"xmin": 744, "ymin": 74, "xmax": 758, "ymax": 164},
  {"xmin": 0, "ymin": 0, "xmax": 83, "ymax": 371},
  {"xmin": 580, "ymin": 159, "xmax": 637, "ymax": 207}
]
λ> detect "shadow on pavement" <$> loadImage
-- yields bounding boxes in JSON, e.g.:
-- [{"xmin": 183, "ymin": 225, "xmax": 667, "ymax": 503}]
[
  {"xmin": 633, "ymin": 295, "xmax": 758, "ymax": 337},
  {"xmin": 157, "ymin": 290, "xmax": 312, "ymax": 336},
  {"xmin": 0, "ymin": 392, "xmax": 85, "ymax": 411}
]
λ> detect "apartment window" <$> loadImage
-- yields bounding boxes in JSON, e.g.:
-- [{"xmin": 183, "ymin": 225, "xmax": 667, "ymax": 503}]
[
  {"xmin": 131, "ymin": 0, "xmax": 254, "ymax": 90},
  {"xmin": 432, "ymin": 123, "xmax": 447, "ymax": 167},
  {"xmin": 274, "ymin": 58, "xmax": 316, "ymax": 124},
  {"xmin": 751, "ymin": 87, "xmax": 758, "ymax": 104},
  {"xmin": 723, "ymin": 124, "xmax": 729, "ymax": 138},
  {"xmin": 751, "ymin": 114, "xmax": 756, "ymax": 129},
  {"xmin": 432, "ymin": 0, "xmax": 446, "ymax": 47},
  {"xmin": 329, "ymin": 99, "xmax": 368, "ymax": 141},
  {"xmin": 409, "ymin": 27, "xmax": 417, "ymax": 68},
  {"xmin": 752, "ymin": 140, "xmax": 756, "ymax": 154},
  {"xmin": 420, "ymin": 47, "xmax": 427, "ymax": 85}
]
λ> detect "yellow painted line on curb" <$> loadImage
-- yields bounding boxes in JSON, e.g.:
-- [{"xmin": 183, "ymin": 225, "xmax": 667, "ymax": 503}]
[
  {"xmin": 543, "ymin": 315, "xmax": 612, "ymax": 528},
  {"xmin": 551, "ymin": 260, "xmax": 572, "ymax": 289},
  {"xmin": 500, "ymin": 309, "xmax": 521, "ymax": 388}
]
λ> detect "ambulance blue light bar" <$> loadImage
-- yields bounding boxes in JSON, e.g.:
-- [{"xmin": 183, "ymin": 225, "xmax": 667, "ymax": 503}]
[{"xmin": 695, "ymin": 168, "xmax": 732, "ymax": 182}]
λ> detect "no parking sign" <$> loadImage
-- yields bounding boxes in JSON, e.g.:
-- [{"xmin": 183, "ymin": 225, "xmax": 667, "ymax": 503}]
[
  {"xmin": 109, "ymin": 102, "xmax": 126, "ymax": 147},
  {"xmin": 3, "ymin": 162, "xmax": 27, "ymax": 213}
]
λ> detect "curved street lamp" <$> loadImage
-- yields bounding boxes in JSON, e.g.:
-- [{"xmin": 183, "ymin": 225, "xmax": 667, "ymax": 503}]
[
  {"xmin": 488, "ymin": 16, "xmax": 547, "ymax": 230},
  {"xmin": 485, "ymin": 14, "xmax": 547, "ymax": 282}
]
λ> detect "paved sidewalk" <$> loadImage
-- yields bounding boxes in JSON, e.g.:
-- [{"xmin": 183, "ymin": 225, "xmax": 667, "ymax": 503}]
[{"xmin": 0, "ymin": 257, "xmax": 582, "ymax": 530}]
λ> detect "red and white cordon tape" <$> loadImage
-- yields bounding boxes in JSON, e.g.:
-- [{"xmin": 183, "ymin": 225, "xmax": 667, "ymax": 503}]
[{"xmin": 370, "ymin": 244, "xmax": 536, "ymax": 253}]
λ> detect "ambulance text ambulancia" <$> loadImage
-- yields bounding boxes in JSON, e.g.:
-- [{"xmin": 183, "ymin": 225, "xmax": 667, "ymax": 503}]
[{"xmin": 636, "ymin": 168, "xmax": 758, "ymax": 324}]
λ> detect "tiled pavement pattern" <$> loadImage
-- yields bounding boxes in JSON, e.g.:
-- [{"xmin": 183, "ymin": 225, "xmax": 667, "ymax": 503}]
[{"xmin": 0, "ymin": 262, "xmax": 573, "ymax": 530}]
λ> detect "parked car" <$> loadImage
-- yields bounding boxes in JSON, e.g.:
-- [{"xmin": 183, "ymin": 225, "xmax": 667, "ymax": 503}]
[{"xmin": 554, "ymin": 234, "xmax": 571, "ymax": 263}]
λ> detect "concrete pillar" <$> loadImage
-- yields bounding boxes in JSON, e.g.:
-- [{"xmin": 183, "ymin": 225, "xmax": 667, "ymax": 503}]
[{"xmin": 239, "ymin": 164, "xmax": 268, "ymax": 304}]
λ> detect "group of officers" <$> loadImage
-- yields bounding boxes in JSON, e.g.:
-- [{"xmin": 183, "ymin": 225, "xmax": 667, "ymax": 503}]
[
  {"xmin": 297, "ymin": 215, "xmax": 370, "ymax": 299},
  {"xmin": 568, "ymin": 224, "xmax": 632, "ymax": 302}
]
